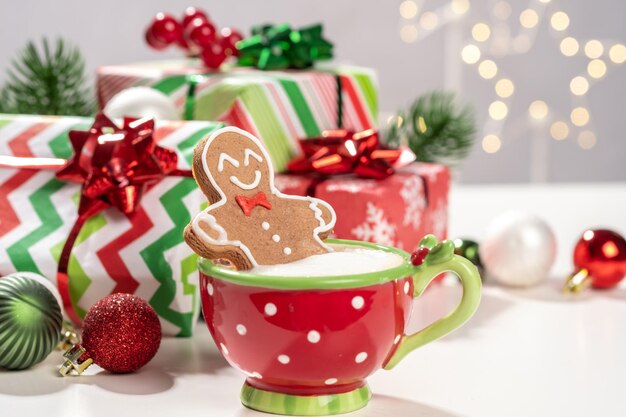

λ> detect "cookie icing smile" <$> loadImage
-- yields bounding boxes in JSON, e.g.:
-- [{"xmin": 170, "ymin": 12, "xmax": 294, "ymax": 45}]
[{"xmin": 230, "ymin": 170, "xmax": 261, "ymax": 190}]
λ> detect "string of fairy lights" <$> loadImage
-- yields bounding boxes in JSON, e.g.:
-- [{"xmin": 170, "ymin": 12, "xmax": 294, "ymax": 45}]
[{"xmin": 397, "ymin": 0, "xmax": 626, "ymax": 154}]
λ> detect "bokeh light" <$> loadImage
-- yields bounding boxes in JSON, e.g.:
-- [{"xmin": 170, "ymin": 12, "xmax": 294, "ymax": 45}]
[
  {"xmin": 577, "ymin": 130, "xmax": 597, "ymax": 149},
  {"xmin": 560, "ymin": 37, "xmax": 579, "ymax": 56},
  {"xmin": 462, "ymin": 44, "xmax": 481, "ymax": 64},
  {"xmin": 419, "ymin": 12, "xmax": 439, "ymax": 30},
  {"xmin": 550, "ymin": 121, "xmax": 569, "ymax": 140},
  {"xmin": 569, "ymin": 76, "xmax": 589, "ymax": 96},
  {"xmin": 478, "ymin": 60, "xmax": 498, "ymax": 79},
  {"xmin": 493, "ymin": 2, "xmax": 512, "ymax": 20},
  {"xmin": 609, "ymin": 44, "xmax": 626, "ymax": 64},
  {"xmin": 399, "ymin": 0, "xmax": 418, "ymax": 19},
  {"xmin": 520, "ymin": 9, "xmax": 539, "ymax": 28},
  {"xmin": 400, "ymin": 25, "xmax": 418, "ymax": 43},
  {"xmin": 529, "ymin": 100, "xmax": 549, "ymax": 120},
  {"xmin": 584, "ymin": 40, "xmax": 604, "ymax": 59},
  {"xmin": 451, "ymin": 0, "xmax": 470, "ymax": 15},
  {"xmin": 482, "ymin": 134, "xmax": 502, "ymax": 153},
  {"xmin": 472, "ymin": 23, "xmax": 491, "ymax": 42},
  {"xmin": 571, "ymin": 107, "xmax": 590, "ymax": 126},
  {"xmin": 489, "ymin": 101, "xmax": 508, "ymax": 120},
  {"xmin": 495, "ymin": 79, "xmax": 515, "ymax": 98},
  {"xmin": 550, "ymin": 11, "xmax": 570, "ymax": 31},
  {"xmin": 587, "ymin": 59, "xmax": 607, "ymax": 79}
]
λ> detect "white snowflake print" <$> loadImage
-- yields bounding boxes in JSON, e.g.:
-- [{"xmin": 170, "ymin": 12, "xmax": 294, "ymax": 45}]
[
  {"xmin": 273, "ymin": 175, "xmax": 303, "ymax": 192},
  {"xmin": 325, "ymin": 179, "xmax": 375, "ymax": 194},
  {"xmin": 351, "ymin": 202, "xmax": 396, "ymax": 246},
  {"xmin": 430, "ymin": 201, "xmax": 448, "ymax": 239},
  {"xmin": 400, "ymin": 176, "xmax": 426, "ymax": 229}
]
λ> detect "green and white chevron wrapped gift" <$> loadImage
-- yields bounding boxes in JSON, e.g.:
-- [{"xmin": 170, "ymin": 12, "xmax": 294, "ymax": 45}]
[
  {"xmin": 97, "ymin": 60, "xmax": 378, "ymax": 172},
  {"xmin": 0, "ymin": 114, "xmax": 223, "ymax": 336}
]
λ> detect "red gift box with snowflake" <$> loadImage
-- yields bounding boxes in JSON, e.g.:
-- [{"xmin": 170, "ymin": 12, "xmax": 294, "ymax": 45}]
[{"xmin": 274, "ymin": 163, "xmax": 449, "ymax": 251}]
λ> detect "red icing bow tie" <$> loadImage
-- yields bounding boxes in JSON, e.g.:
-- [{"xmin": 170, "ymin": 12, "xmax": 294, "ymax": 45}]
[
  {"xmin": 287, "ymin": 129, "xmax": 415, "ymax": 180},
  {"xmin": 236, "ymin": 191, "xmax": 272, "ymax": 216}
]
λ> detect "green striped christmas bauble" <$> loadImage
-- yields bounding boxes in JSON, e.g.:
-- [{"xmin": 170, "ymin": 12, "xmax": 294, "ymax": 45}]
[{"xmin": 0, "ymin": 272, "xmax": 63, "ymax": 370}]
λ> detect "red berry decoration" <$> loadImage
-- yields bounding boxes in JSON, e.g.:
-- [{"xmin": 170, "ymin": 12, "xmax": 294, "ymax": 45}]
[
  {"xmin": 187, "ymin": 20, "xmax": 217, "ymax": 48},
  {"xmin": 145, "ymin": 30, "xmax": 168, "ymax": 50},
  {"xmin": 410, "ymin": 247, "xmax": 430, "ymax": 266},
  {"xmin": 59, "ymin": 293, "xmax": 161, "ymax": 375},
  {"xmin": 145, "ymin": 8, "xmax": 241, "ymax": 70},
  {"xmin": 564, "ymin": 229, "xmax": 626, "ymax": 293},
  {"xmin": 220, "ymin": 27, "xmax": 244, "ymax": 56},
  {"xmin": 201, "ymin": 42, "xmax": 228, "ymax": 69},
  {"xmin": 146, "ymin": 13, "xmax": 182, "ymax": 47},
  {"xmin": 182, "ymin": 6, "xmax": 209, "ymax": 28}
]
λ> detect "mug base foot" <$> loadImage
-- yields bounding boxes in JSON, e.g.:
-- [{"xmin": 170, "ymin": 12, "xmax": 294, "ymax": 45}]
[{"xmin": 240, "ymin": 382, "xmax": 371, "ymax": 416}]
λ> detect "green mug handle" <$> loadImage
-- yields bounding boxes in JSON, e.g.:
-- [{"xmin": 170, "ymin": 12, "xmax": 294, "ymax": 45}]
[{"xmin": 384, "ymin": 249, "xmax": 482, "ymax": 370}]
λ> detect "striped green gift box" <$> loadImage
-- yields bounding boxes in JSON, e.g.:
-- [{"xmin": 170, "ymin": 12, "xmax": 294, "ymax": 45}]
[
  {"xmin": 0, "ymin": 114, "xmax": 223, "ymax": 337},
  {"xmin": 97, "ymin": 60, "xmax": 378, "ymax": 172}
]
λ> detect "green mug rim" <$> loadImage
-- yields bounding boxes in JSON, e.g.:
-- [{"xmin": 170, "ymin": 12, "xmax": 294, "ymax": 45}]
[{"xmin": 197, "ymin": 239, "xmax": 414, "ymax": 290}]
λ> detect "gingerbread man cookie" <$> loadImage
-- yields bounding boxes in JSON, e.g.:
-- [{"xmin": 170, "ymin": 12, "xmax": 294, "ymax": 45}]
[{"xmin": 184, "ymin": 127, "xmax": 336, "ymax": 270}]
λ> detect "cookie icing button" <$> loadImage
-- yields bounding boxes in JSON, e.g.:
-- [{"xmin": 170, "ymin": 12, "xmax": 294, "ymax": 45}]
[
  {"xmin": 261, "ymin": 222, "xmax": 270, "ymax": 230},
  {"xmin": 272, "ymin": 234, "xmax": 280, "ymax": 242},
  {"xmin": 283, "ymin": 247, "xmax": 292, "ymax": 255}
]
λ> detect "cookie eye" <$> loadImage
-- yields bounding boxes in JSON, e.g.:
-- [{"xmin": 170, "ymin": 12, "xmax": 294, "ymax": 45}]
[
  {"xmin": 244, "ymin": 149, "xmax": 263, "ymax": 166},
  {"xmin": 218, "ymin": 153, "xmax": 240, "ymax": 172}
]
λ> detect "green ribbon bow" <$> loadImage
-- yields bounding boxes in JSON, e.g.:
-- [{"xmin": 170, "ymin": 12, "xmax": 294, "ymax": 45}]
[{"xmin": 236, "ymin": 23, "xmax": 333, "ymax": 70}]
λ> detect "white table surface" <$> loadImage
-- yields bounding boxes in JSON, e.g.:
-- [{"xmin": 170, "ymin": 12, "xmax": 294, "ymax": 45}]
[{"xmin": 2, "ymin": 183, "xmax": 626, "ymax": 417}]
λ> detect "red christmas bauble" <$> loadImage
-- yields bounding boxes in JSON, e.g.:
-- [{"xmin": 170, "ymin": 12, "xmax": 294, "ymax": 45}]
[
  {"xmin": 201, "ymin": 42, "xmax": 227, "ymax": 70},
  {"xmin": 82, "ymin": 293, "xmax": 161, "ymax": 373},
  {"xmin": 182, "ymin": 6, "xmax": 209, "ymax": 28},
  {"xmin": 573, "ymin": 229, "xmax": 626, "ymax": 288},
  {"xmin": 187, "ymin": 20, "xmax": 217, "ymax": 48},
  {"xmin": 220, "ymin": 27, "xmax": 244, "ymax": 56},
  {"xmin": 147, "ymin": 13, "xmax": 183, "ymax": 47}
]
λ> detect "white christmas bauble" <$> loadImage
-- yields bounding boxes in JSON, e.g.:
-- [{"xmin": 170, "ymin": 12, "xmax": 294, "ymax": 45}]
[
  {"xmin": 104, "ymin": 87, "xmax": 179, "ymax": 121},
  {"xmin": 480, "ymin": 211, "xmax": 556, "ymax": 287}
]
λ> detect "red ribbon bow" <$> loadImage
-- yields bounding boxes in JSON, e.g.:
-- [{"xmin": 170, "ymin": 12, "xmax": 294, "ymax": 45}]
[
  {"xmin": 236, "ymin": 191, "xmax": 272, "ymax": 216},
  {"xmin": 0, "ymin": 112, "xmax": 192, "ymax": 325},
  {"xmin": 287, "ymin": 129, "xmax": 415, "ymax": 180},
  {"xmin": 56, "ymin": 113, "xmax": 185, "ymax": 215}
]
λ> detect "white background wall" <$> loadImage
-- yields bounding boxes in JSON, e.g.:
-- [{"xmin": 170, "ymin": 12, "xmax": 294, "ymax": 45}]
[{"xmin": 1, "ymin": 0, "xmax": 624, "ymax": 183}]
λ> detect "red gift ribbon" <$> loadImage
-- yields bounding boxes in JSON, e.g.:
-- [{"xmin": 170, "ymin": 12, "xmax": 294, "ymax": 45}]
[
  {"xmin": 0, "ymin": 113, "xmax": 192, "ymax": 324},
  {"xmin": 287, "ymin": 129, "xmax": 415, "ymax": 180}
]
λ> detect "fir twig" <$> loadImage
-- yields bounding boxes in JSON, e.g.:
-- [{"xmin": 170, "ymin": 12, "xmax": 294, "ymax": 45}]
[
  {"xmin": 385, "ymin": 91, "xmax": 476, "ymax": 165},
  {"xmin": 0, "ymin": 38, "xmax": 95, "ymax": 116}
]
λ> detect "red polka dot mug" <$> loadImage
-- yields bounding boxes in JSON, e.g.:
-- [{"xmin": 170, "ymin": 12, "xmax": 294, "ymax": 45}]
[{"xmin": 198, "ymin": 237, "xmax": 481, "ymax": 415}]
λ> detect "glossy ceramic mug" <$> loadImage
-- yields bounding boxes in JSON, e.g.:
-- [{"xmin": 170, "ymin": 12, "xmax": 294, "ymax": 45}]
[{"xmin": 199, "ymin": 239, "xmax": 481, "ymax": 416}]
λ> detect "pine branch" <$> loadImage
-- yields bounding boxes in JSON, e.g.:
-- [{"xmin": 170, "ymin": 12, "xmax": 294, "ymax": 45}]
[
  {"xmin": 385, "ymin": 91, "xmax": 476, "ymax": 165},
  {"xmin": 0, "ymin": 38, "xmax": 95, "ymax": 116}
]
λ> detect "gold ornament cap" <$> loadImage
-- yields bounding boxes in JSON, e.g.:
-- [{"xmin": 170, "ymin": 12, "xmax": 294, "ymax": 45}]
[
  {"xmin": 59, "ymin": 344, "xmax": 93, "ymax": 376},
  {"xmin": 563, "ymin": 268, "xmax": 591, "ymax": 294}
]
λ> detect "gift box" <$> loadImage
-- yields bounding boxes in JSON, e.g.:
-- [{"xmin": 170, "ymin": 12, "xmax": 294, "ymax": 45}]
[
  {"xmin": 274, "ymin": 163, "xmax": 450, "ymax": 251},
  {"xmin": 96, "ymin": 60, "xmax": 378, "ymax": 172},
  {"xmin": 0, "ymin": 114, "xmax": 223, "ymax": 336}
]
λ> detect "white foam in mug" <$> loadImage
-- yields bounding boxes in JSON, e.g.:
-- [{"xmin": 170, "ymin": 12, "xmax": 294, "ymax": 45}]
[{"xmin": 250, "ymin": 245, "xmax": 405, "ymax": 277}]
